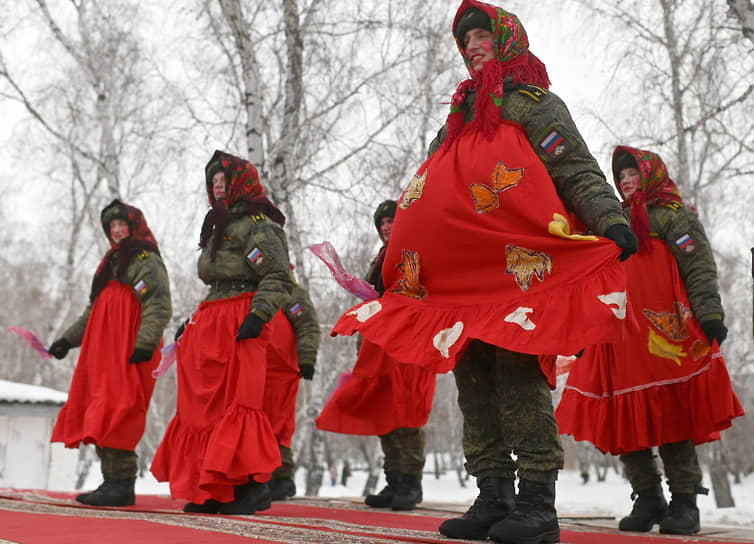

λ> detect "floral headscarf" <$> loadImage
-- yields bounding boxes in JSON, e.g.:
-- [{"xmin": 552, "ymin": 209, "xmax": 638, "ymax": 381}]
[
  {"xmin": 200, "ymin": 150, "xmax": 286, "ymax": 261},
  {"xmin": 90, "ymin": 199, "xmax": 160, "ymax": 302},
  {"xmin": 612, "ymin": 146, "xmax": 684, "ymax": 252},
  {"xmin": 444, "ymin": 0, "xmax": 551, "ymax": 149}
]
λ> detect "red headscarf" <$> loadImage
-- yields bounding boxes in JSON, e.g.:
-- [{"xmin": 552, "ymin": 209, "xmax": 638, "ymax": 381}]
[
  {"xmin": 200, "ymin": 150, "xmax": 286, "ymax": 261},
  {"xmin": 444, "ymin": 0, "xmax": 551, "ymax": 149},
  {"xmin": 90, "ymin": 199, "xmax": 160, "ymax": 302},
  {"xmin": 612, "ymin": 146, "xmax": 685, "ymax": 252}
]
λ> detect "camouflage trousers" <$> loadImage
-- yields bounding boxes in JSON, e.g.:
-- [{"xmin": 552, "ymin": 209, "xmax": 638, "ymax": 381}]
[
  {"xmin": 380, "ymin": 427, "xmax": 426, "ymax": 477},
  {"xmin": 453, "ymin": 340, "xmax": 563, "ymax": 483},
  {"xmin": 620, "ymin": 439, "xmax": 703, "ymax": 494},
  {"xmin": 272, "ymin": 444, "xmax": 295, "ymax": 480},
  {"xmin": 96, "ymin": 446, "xmax": 137, "ymax": 480}
]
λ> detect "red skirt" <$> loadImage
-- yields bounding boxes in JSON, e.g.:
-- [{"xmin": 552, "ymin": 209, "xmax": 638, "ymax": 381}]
[
  {"xmin": 556, "ymin": 239, "xmax": 744, "ymax": 454},
  {"xmin": 263, "ymin": 314, "xmax": 299, "ymax": 448},
  {"xmin": 316, "ymin": 340, "xmax": 436, "ymax": 435},
  {"xmin": 150, "ymin": 293, "xmax": 294, "ymax": 504},
  {"xmin": 51, "ymin": 281, "xmax": 160, "ymax": 451}
]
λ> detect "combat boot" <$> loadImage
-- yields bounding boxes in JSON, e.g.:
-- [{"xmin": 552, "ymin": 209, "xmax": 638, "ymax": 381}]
[
  {"xmin": 365, "ymin": 470, "xmax": 401, "ymax": 508},
  {"xmin": 439, "ymin": 477, "xmax": 515, "ymax": 540},
  {"xmin": 75, "ymin": 477, "xmax": 135, "ymax": 507},
  {"xmin": 618, "ymin": 485, "xmax": 667, "ymax": 532},
  {"xmin": 183, "ymin": 499, "xmax": 221, "ymax": 513},
  {"xmin": 488, "ymin": 479, "xmax": 559, "ymax": 544},
  {"xmin": 659, "ymin": 493, "xmax": 700, "ymax": 535},
  {"xmin": 269, "ymin": 478, "xmax": 296, "ymax": 501},
  {"xmin": 218, "ymin": 479, "xmax": 271, "ymax": 515},
  {"xmin": 391, "ymin": 473, "xmax": 423, "ymax": 511}
]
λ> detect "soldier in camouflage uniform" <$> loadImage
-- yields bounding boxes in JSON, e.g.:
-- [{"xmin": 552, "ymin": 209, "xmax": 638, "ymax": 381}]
[
  {"xmin": 151, "ymin": 150, "xmax": 295, "ymax": 515},
  {"xmin": 609, "ymin": 147, "xmax": 732, "ymax": 535},
  {"xmin": 48, "ymin": 199, "xmax": 172, "ymax": 507},
  {"xmin": 363, "ymin": 200, "xmax": 426, "ymax": 511},
  {"xmin": 430, "ymin": 3, "xmax": 638, "ymax": 543},
  {"xmin": 268, "ymin": 278, "xmax": 320, "ymax": 500}
]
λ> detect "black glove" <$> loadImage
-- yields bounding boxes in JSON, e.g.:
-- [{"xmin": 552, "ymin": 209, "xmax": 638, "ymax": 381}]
[
  {"xmin": 604, "ymin": 224, "xmax": 639, "ymax": 261},
  {"xmin": 299, "ymin": 363, "xmax": 315, "ymax": 380},
  {"xmin": 174, "ymin": 318, "xmax": 189, "ymax": 343},
  {"xmin": 701, "ymin": 319, "xmax": 727, "ymax": 346},
  {"xmin": 129, "ymin": 348, "xmax": 154, "ymax": 364},
  {"xmin": 237, "ymin": 312, "xmax": 266, "ymax": 341},
  {"xmin": 48, "ymin": 338, "xmax": 71, "ymax": 359}
]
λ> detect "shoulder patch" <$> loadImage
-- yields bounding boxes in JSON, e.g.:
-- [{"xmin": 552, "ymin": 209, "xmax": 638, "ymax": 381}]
[
  {"xmin": 537, "ymin": 127, "xmax": 571, "ymax": 161},
  {"xmin": 137, "ymin": 250, "xmax": 149, "ymax": 261},
  {"xmin": 675, "ymin": 233, "xmax": 696, "ymax": 253},
  {"xmin": 518, "ymin": 84, "xmax": 548, "ymax": 102},
  {"xmin": 134, "ymin": 279, "xmax": 148, "ymax": 295},
  {"xmin": 289, "ymin": 303, "xmax": 304, "ymax": 317},
  {"xmin": 250, "ymin": 212, "xmax": 266, "ymax": 223},
  {"xmin": 247, "ymin": 246, "xmax": 265, "ymax": 266},
  {"xmin": 662, "ymin": 201, "xmax": 683, "ymax": 212}
]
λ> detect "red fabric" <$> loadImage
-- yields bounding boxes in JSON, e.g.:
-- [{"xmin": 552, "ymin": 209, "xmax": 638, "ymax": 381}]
[
  {"xmin": 51, "ymin": 282, "xmax": 159, "ymax": 451},
  {"xmin": 150, "ymin": 293, "xmax": 293, "ymax": 503},
  {"xmin": 316, "ymin": 340, "xmax": 436, "ymax": 435},
  {"xmin": 556, "ymin": 239, "xmax": 744, "ymax": 454},
  {"xmin": 263, "ymin": 312, "xmax": 300, "ymax": 448},
  {"xmin": 333, "ymin": 121, "xmax": 630, "ymax": 377}
]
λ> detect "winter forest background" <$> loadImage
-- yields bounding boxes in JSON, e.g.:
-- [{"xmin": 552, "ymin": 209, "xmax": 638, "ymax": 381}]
[{"xmin": 1, "ymin": 0, "xmax": 753, "ymax": 505}]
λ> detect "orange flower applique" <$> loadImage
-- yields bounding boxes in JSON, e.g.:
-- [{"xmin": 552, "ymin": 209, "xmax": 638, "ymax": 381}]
[
  {"xmin": 505, "ymin": 244, "xmax": 553, "ymax": 292},
  {"xmin": 643, "ymin": 302, "xmax": 692, "ymax": 343},
  {"xmin": 392, "ymin": 249, "xmax": 427, "ymax": 300},
  {"xmin": 471, "ymin": 160, "xmax": 523, "ymax": 214},
  {"xmin": 399, "ymin": 171, "xmax": 427, "ymax": 210},
  {"xmin": 690, "ymin": 340, "xmax": 711, "ymax": 361}
]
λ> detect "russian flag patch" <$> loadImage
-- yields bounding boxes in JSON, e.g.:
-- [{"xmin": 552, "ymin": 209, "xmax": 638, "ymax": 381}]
[
  {"xmin": 675, "ymin": 234, "xmax": 696, "ymax": 253},
  {"xmin": 134, "ymin": 279, "xmax": 148, "ymax": 295},
  {"xmin": 247, "ymin": 247, "xmax": 265, "ymax": 266},
  {"xmin": 290, "ymin": 303, "xmax": 303, "ymax": 316},
  {"xmin": 539, "ymin": 129, "xmax": 570, "ymax": 159}
]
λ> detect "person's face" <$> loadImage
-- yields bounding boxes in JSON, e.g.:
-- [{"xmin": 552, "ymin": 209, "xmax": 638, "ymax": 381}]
[
  {"xmin": 463, "ymin": 28, "xmax": 496, "ymax": 72},
  {"xmin": 212, "ymin": 171, "xmax": 227, "ymax": 201},
  {"xmin": 379, "ymin": 216, "xmax": 394, "ymax": 242},
  {"xmin": 618, "ymin": 168, "xmax": 642, "ymax": 199},
  {"xmin": 109, "ymin": 219, "xmax": 130, "ymax": 245}
]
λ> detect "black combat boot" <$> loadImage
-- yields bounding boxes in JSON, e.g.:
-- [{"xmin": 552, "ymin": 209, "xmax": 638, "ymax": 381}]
[
  {"xmin": 488, "ymin": 479, "xmax": 559, "ymax": 544},
  {"xmin": 391, "ymin": 473, "xmax": 423, "ymax": 511},
  {"xmin": 365, "ymin": 470, "xmax": 401, "ymax": 508},
  {"xmin": 618, "ymin": 485, "xmax": 668, "ymax": 532},
  {"xmin": 218, "ymin": 479, "xmax": 272, "ymax": 515},
  {"xmin": 183, "ymin": 499, "xmax": 221, "ymax": 513},
  {"xmin": 269, "ymin": 478, "xmax": 296, "ymax": 501},
  {"xmin": 659, "ymin": 493, "xmax": 700, "ymax": 535},
  {"xmin": 75, "ymin": 478, "xmax": 136, "ymax": 507},
  {"xmin": 439, "ymin": 477, "xmax": 515, "ymax": 540}
]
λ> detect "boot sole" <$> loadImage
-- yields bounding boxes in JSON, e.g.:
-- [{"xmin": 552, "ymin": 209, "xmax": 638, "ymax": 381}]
[
  {"xmin": 660, "ymin": 524, "xmax": 700, "ymax": 535},
  {"xmin": 488, "ymin": 527, "xmax": 560, "ymax": 544}
]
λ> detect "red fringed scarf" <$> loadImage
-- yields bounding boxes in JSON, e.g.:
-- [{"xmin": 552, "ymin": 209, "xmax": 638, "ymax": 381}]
[{"xmin": 443, "ymin": 0, "xmax": 551, "ymax": 150}]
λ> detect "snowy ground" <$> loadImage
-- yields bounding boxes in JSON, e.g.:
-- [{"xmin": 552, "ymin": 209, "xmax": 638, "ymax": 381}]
[{"xmin": 62, "ymin": 461, "xmax": 754, "ymax": 527}]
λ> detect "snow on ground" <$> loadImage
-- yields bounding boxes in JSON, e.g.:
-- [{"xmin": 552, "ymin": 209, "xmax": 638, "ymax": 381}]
[{"xmin": 64, "ymin": 463, "xmax": 754, "ymax": 527}]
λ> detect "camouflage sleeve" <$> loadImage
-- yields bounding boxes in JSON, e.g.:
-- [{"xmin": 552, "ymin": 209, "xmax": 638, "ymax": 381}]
[
  {"xmin": 427, "ymin": 124, "xmax": 448, "ymax": 158},
  {"xmin": 283, "ymin": 284, "xmax": 321, "ymax": 366},
  {"xmin": 63, "ymin": 304, "xmax": 92, "ymax": 347},
  {"xmin": 127, "ymin": 251, "xmax": 172, "ymax": 351},
  {"xmin": 507, "ymin": 89, "xmax": 629, "ymax": 235},
  {"xmin": 244, "ymin": 221, "xmax": 295, "ymax": 322},
  {"xmin": 652, "ymin": 205, "xmax": 724, "ymax": 322}
]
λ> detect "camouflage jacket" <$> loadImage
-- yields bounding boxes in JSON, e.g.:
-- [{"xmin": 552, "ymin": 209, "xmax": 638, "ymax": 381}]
[
  {"xmin": 197, "ymin": 204, "xmax": 294, "ymax": 322},
  {"xmin": 282, "ymin": 282, "xmax": 320, "ymax": 366},
  {"xmin": 428, "ymin": 84, "xmax": 629, "ymax": 236},
  {"xmin": 64, "ymin": 249, "xmax": 172, "ymax": 352},
  {"xmin": 642, "ymin": 204, "xmax": 724, "ymax": 323}
]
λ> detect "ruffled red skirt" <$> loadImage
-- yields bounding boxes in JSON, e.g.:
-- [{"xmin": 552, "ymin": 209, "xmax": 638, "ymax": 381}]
[
  {"xmin": 316, "ymin": 340, "xmax": 436, "ymax": 435},
  {"xmin": 263, "ymin": 317, "xmax": 299, "ymax": 448},
  {"xmin": 556, "ymin": 239, "xmax": 744, "ymax": 454},
  {"xmin": 150, "ymin": 293, "xmax": 295, "ymax": 503},
  {"xmin": 51, "ymin": 282, "xmax": 160, "ymax": 451}
]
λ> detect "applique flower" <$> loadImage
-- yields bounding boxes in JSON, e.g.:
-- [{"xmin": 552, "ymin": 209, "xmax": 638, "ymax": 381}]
[
  {"xmin": 505, "ymin": 307, "xmax": 536, "ymax": 331},
  {"xmin": 648, "ymin": 328, "xmax": 687, "ymax": 366},
  {"xmin": 392, "ymin": 249, "xmax": 427, "ymax": 300},
  {"xmin": 400, "ymin": 171, "xmax": 427, "ymax": 210},
  {"xmin": 643, "ymin": 302, "xmax": 692, "ymax": 342},
  {"xmin": 548, "ymin": 213, "xmax": 598, "ymax": 241},
  {"xmin": 471, "ymin": 160, "xmax": 523, "ymax": 214},
  {"xmin": 505, "ymin": 244, "xmax": 552, "ymax": 292},
  {"xmin": 597, "ymin": 292, "xmax": 627, "ymax": 320},
  {"xmin": 346, "ymin": 301, "xmax": 383, "ymax": 322}
]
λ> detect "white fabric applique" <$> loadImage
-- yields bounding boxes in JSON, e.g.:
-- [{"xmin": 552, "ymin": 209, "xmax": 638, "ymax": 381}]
[
  {"xmin": 346, "ymin": 300, "xmax": 383, "ymax": 322},
  {"xmin": 433, "ymin": 322, "xmax": 464, "ymax": 359},
  {"xmin": 598, "ymin": 291, "xmax": 627, "ymax": 319},
  {"xmin": 505, "ymin": 307, "xmax": 536, "ymax": 331}
]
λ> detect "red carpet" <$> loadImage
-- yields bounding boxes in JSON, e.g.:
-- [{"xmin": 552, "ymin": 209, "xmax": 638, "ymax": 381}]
[{"xmin": 0, "ymin": 490, "xmax": 749, "ymax": 543}]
